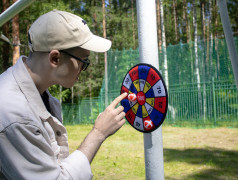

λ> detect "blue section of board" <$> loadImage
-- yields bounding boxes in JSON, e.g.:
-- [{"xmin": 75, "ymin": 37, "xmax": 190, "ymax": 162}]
[
  {"xmin": 138, "ymin": 65, "xmax": 150, "ymax": 80},
  {"xmin": 121, "ymin": 99, "xmax": 131, "ymax": 113},
  {"xmin": 129, "ymin": 82, "xmax": 138, "ymax": 94},
  {"xmin": 136, "ymin": 105, "xmax": 142, "ymax": 118},
  {"xmin": 145, "ymin": 88, "xmax": 155, "ymax": 98},
  {"xmin": 149, "ymin": 108, "xmax": 164, "ymax": 126}
]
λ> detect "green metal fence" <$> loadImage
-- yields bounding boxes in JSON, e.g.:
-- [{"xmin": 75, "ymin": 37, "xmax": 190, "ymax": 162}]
[
  {"xmin": 62, "ymin": 79, "xmax": 238, "ymax": 128},
  {"xmin": 62, "ymin": 98, "xmax": 100, "ymax": 125},
  {"xmin": 165, "ymin": 79, "xmax": 238, "ymax": 127},
  {"xmin": 62, "ymin": 37, "xmax": 238, "ymax": 128}
]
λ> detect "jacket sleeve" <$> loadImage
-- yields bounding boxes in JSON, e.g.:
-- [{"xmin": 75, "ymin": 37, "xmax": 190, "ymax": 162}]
[{"xmin": 0, "ymin": 122, "xmax": 93, "ymax": 180}]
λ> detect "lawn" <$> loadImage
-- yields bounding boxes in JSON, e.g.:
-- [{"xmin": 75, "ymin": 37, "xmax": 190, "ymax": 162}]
[{"xmin": 66, "ymin": 125, "xmax": 238, "ymax": 180}]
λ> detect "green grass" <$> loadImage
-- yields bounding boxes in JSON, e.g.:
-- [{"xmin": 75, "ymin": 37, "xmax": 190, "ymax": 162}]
[{"xmin": 66, "ymin": 125, "xmax": 238, "ymax": 180}]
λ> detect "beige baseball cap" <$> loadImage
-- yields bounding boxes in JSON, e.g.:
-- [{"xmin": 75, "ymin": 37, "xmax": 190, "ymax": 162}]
[{"xmin": 28, "ymin": 10, "xmax": 111, "ymax": 52}]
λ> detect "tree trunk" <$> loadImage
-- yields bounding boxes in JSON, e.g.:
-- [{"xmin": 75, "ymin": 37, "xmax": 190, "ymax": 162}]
[
  {"xmin": 159, "ymin": 0, "xmax": 169, "ymax": 88},
  {"xmin": 131, "ymin": 0, "xmax": 136, "ymax": 49},
  {"xmin": 71, "ymin": 87, "xmax": 74, "ymax": 104},
  {"xmin": 187, "ymin": 16, "xmax": 194, "ymax": 83},
  {"xmin": 200, "ymin": 0, "xmax": 207, "ymax": 121},
  {"xmin": 214, "ymin": 0, "xmax": 220, "ymax": 80},
  {"xmin": 173, "ymin": 0, "xmax": 178, "ymax": 43},
  {"xmin": 156, "ymin": 0, "xmax": 162, "ymax": 52},
  {"xmin": 209, "ymin": 0, "xmax": 213, "ymax": 81},
  {"xmin": 182, "ymin": 0, "xmax": 189, "ymax": 43},
  {"xmin": 193, "ymin": 1, "xmax": 200, "ymax": 81},
  {"xmin": 206, "ymin": 4, "xmax": 210, "ymax": 80},
  {"xmin": 12, "ymin": 0, "xmax": 20, "ymax": 65},
  {"xmin": 2, "ymin": 0, "xmax": 10, "ymax": 70},
  {"xmin": 60, "ymin": 85, "xmax": 62, "ymax": 104},
  {"xmin": 200, "ymin": 0, "xmax": 206, "ymax": 40},
  {"xmin": 160, "ymin": 0, "xmax": 176, "ymax": 120},
  {"xmin": 193, "ymin": 0, "xmax": 202, "ymax": 117},
  {"xmin": 89, "ymin": 84, "xmax": 93, "ymax": 123},
  {"xmin": 93, "ymin": 4, "xmax": 99, "ymax": 69},
  {"xmin": 102, "ymin": 0, "xmax": 108, "ymax": 107}
]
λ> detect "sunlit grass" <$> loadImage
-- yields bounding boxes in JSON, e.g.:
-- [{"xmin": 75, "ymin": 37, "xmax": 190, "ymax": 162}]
[{"xmin": 66, "ymin": 125, "xmax": 238, "ymax": 179}]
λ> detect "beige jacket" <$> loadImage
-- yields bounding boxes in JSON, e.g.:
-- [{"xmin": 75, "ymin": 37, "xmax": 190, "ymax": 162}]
[{"xmin": 0, "ymin": 56, "xmax": 92, "ymax": 180}]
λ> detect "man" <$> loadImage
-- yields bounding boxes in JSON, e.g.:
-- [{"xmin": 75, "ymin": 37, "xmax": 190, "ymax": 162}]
[{"xmin": 0, "ymin": 10, "xmax": 127, "ymax": 180}]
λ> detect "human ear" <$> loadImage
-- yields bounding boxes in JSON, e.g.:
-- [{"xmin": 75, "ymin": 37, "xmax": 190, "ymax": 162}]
[{"xmin": 49, "ymin": 50, "xmax": 60, "ymax": 67}]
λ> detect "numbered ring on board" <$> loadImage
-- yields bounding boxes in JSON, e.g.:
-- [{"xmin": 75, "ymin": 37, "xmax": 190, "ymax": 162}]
[{"xmin": 120, "ymin": 63, "xmax": 168, "ymax": 133}]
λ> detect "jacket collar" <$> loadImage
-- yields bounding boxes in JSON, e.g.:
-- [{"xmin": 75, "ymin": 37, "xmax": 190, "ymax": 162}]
[{"xmin": 12, "ymin": 56, "xmax": 51, "ymax": 120}]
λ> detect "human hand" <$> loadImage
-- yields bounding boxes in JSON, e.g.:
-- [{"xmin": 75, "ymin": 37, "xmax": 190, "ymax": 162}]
[{"xmin": 94, "ymin": 92, "xmax": 128, "ymax": 139}]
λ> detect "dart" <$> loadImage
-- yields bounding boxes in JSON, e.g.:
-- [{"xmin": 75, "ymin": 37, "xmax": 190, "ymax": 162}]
[{"xmin": 128, "ymin": 93, "xmax": 137, "ymax": 102}]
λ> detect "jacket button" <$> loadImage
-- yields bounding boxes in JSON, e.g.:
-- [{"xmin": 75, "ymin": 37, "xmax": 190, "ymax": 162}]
[{"xmin": 56, "ymin": 131, "xmax": 61, "ymax": 136}]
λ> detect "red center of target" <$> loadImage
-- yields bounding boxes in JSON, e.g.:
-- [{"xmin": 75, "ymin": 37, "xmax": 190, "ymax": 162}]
[{"xmin": 137, "ymin": 91, "xmax": 146, "ymax": 105}]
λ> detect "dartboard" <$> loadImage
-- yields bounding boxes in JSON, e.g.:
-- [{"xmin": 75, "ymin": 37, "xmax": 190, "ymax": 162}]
[{"xmin": 120, "ymin": 63, "xmax": 168, "ymax": 133}]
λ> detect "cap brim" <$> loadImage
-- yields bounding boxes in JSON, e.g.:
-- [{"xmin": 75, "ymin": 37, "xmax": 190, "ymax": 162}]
[{"xmin": 80, "ymin": 34, "xmax": 112, "ymax": 52}]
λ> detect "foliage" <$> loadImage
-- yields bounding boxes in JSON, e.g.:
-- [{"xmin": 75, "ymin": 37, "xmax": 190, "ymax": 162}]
[
  {"xmin": 48, "ymin": 85, "xmax": 71, "ymax": 102},
  {"xmin": 18, "ymin": 0, "xmax": 73, "ymax": 53},
  {"xmin": 62, "ymin": 97, "xmax": 100, "ymax": 124},
  {"xmin": 1, "ymin": 0, "xmax": 238, "ymax": 103},
  {"xmin": 227, "ymin": 0, "xmax": 238, "ymax": 36},
  {"xmin": 74, "ymin": 52, "xmax": 105, "ymax": 98},
  {"xmin": 101, "ymin": 37, "xmax": 237, "ymax": 96}
]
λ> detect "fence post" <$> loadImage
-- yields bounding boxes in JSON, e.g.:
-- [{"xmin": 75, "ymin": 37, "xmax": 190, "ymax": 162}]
[{"xmin": 212, "ymin": 77, "xmax": 217, "ymax": 126}]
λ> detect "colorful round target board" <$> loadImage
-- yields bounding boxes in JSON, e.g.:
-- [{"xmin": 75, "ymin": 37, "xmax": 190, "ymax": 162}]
[{"xmin": 120, "ymin": 63, "xmax": 168, "ymax": 133}]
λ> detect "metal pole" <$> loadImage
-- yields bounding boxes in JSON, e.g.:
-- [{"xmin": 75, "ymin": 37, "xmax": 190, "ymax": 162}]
[
  {"xmin": 0, "ymin": 0, "xmax": 36, "ymax": 27},
  {"xmin": 217, "ymin": 0, "xmax": 238, "ymax": 89},
  {"xmin": 136, "ymin": 0, "xmax": 164, "ymax": 179}
]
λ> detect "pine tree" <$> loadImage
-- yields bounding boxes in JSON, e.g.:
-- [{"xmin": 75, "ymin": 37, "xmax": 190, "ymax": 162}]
[
  {"xmin": 1, "ymin": 0, "xmax": 10, "ymax": 71},
  {"xmin": 12, "ymin": 0, "xmax": 20, "ymax": 65},
  {"xmin": 193, "ymin": 0, "xmax": 202, "ymax": 116}
]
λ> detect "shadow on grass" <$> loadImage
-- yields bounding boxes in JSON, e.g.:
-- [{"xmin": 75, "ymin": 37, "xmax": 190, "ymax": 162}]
[{"xmin": 164, "ymin": 148, "xmax": 238, "ymax": 179}]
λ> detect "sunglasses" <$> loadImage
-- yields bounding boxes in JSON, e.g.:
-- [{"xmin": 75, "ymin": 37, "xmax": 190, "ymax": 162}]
[{"xmin": 60, "ymin": 50, "xmax": 90, "ymax": 71}]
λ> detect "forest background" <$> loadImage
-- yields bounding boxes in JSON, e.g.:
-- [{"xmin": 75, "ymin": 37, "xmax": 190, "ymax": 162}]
[{"xmin": 0, "ymin": 0, "xmax": 238, "ymax": 104}]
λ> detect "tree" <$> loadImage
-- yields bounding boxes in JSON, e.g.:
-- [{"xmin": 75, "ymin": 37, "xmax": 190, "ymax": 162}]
[
  {"xmin": 200, "ymin": 0, "xmax": 207, "ymax": 121},
  {"xmin": 12, "ymin": 0, "xmax": 20, "ymax": 65},
  {"xmin": 227, "ymin": 0, "xmax": 238, "ymax": 35},
  {"xmin": 208, "ymin": 0, "xmax": 213, "ymax": 81},
  {"xmin": 1, "ymin": 0, "xmax": 10, "ymax": 71},
  {"xmin": 102, "ymin": 0, "xmax": 108, "ymax": 106},
  {"xmin": 156, "ymin": 0, "xmax": 162, "ymax": 51},
  {"xmin": 1, "ymin": 0, "xmax": 238, "ymax": 102},
  {"xmin": 173, "ymin": 0, "xmax": 178, "ymax": 43},
  {"xmin": 131, "ymin": 0, "xmax": 136, "ymax": 49},
  {"xmin": 160, "ymin": 0, "xmax": 169, "ymax": 88},
  {"xmin": 193, "ymin": 0, "xmax": 202, "ymax": 116},
  {"xmin": 214, "ymin": 0, "xmax": 220, "ymax": 80},
  {"xmin": 182, "ymin": 0, "xmax": 189, "ymax": 43}
]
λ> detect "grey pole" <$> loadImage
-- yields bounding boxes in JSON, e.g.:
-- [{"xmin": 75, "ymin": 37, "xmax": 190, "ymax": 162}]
[
  {"xmin": 136, "ymin": 0, "xmax": 164, "ymax": 179},
  {"xmin": 217, "ymin": 0, "xmax": 238, "ymax": 89},
  {"xmin": 0, "ymin": 0, "xmax": 36, "ymax": 27}
]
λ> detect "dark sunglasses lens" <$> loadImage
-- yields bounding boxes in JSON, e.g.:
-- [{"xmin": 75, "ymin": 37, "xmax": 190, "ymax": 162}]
[
  {"xmin": 83, "ymin": 59, "xmax": 90, "ymax": 71},
  {"xmin": 82, "ymin": 63, "xmax": 88, "ymax": 71},
  {"xmin": 83, "ymin": 64, "xmax": 87, "ymax": 71}
]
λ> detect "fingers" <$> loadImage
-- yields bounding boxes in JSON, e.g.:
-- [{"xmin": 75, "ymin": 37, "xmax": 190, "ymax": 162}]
[
  {"xmin": 94, "ymin": 93, "xmax": 127, "ymax": 138},
  {"xmin": 110, "ymin": 92, "xmax": 128, "ymax": 108},
  {"xmin": 118, "ymin": 118, "xmax": 126, "ymax": 126},
  {"xmin": 116, "ymin": 111, "xmax": 126, "ymax": 121},
  {"xmin": 115, "ymin": 105, "xmax": 124, "ymax": 114}
]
